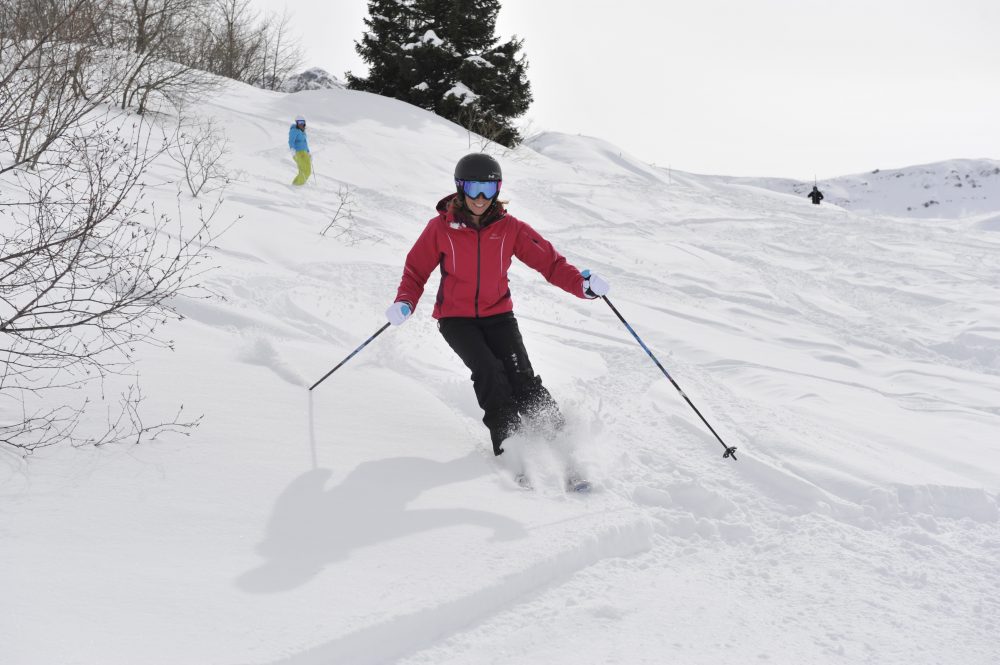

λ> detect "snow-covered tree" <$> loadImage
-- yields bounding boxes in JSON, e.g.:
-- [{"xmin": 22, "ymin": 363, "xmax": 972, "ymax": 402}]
[{"xmin": 347, "ymin": 0, "xmax": 532, "ymax": 147}]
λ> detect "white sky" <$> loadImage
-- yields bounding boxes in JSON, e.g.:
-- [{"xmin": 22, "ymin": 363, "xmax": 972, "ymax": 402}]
[{"xmin": 253, "ymin": 0, "xmax": 1000, "ymax": 179}]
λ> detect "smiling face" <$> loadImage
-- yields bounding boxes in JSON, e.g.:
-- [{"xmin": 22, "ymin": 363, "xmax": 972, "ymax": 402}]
[{"xmin": 464, "ymin": 194, "xmax": 492, "ymax": 217}]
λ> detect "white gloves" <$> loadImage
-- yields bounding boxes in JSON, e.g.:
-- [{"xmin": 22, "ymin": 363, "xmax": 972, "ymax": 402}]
[
  {"xmin": 386, "ymin": 301, "xmax": 412, "ymax": 326},
  {"xmin": 582, "ymin": 269, "xmax": 610, "ymax": 298}
]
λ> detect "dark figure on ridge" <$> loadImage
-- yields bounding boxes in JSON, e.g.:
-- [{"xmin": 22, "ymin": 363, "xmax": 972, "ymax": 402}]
[{"xmin": 808, "ymin": 185, "xmax": 824, "ymax": 205}]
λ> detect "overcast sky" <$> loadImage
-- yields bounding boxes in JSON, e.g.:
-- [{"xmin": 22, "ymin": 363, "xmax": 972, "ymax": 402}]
[{"xmin": 253, "ymin": 0, "xmax": 1000, "ymax": 179}]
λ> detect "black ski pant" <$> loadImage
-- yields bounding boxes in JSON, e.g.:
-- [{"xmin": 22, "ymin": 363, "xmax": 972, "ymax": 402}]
[{"xmin": 438, "ymin": 312, "xmax": 562, "ymax": 455}]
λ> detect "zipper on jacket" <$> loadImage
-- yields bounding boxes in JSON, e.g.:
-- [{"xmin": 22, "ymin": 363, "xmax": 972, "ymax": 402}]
[{"xmin": 474, "ymin": 227, "xmax": 482, "ymax": 317}]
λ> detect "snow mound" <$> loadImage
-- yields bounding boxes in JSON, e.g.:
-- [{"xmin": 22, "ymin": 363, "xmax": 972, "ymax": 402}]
[{"xmin": 526, "ymin": 131, "xmax": 670, "ymax": 185}]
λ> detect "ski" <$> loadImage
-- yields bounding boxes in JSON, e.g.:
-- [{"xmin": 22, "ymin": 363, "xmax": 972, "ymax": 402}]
[
  {"xmin": 566, "ymin": 473, "xmax": 592, "ymax": 493},
  {"xmin": 514, "ymin": 473, "xmax": 533, "ymax": 490},
  {"xmin": 511, "ymin": 471, "xmax": 591, "ymax": 493}
]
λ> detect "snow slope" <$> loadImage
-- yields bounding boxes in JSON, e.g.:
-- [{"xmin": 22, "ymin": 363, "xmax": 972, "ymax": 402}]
[
  {"xmin": 719, "ymin": 158, "xmax": 1000, "ymax": 219},
  {"xmin": 2, "ymin": 82, "xmax": 999, "ymax": 665}
]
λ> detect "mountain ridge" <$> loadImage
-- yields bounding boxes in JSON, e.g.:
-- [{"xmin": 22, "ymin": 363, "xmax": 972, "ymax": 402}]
[{"xmin": 714, "ymin": 157, "xmax": 1000, "ymax": 219}]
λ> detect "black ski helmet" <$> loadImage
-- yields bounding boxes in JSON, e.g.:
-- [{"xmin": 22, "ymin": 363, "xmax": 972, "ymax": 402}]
[{"xmin": 454, "ymin": 153, "xmax": 502, "ymax": 183}]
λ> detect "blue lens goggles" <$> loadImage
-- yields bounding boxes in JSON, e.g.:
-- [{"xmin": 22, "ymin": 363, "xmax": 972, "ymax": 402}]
[{"xmin": 456, "ymin": 179, "xmax": 501, "ymax": 199}]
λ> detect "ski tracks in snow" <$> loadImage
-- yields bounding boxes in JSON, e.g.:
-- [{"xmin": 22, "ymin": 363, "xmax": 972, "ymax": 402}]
[
  {"xmin": 240, "ymin": 517, "xmax": 654, "ymax": 665},
  {"xmin": 393, "ymin": 190, "xmax": 1000, "ymax": 662}
]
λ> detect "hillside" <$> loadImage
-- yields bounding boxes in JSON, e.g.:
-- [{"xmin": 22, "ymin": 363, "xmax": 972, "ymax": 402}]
[
  {"xmin": 719, "ymin": 158, "xmax": 1000, "ymax": 220},
  {"xmin": 2, "ymin": 81, "xmax": 999, "ymax": 665}
]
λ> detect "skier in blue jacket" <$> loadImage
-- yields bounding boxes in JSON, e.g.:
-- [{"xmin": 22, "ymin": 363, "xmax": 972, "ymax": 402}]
[{"xmin": 288, "ymin": 115, "xmax": 311, "ymax": 186}]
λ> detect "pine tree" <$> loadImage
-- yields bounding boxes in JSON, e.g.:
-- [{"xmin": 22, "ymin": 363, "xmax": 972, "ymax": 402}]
[
  {"xmin": 345, "ymin": 0, "xmax": 420, "ymax": 100},
  {"xmin": 347, "ymin": 0, "xmax": 532, "ymax": 147}
]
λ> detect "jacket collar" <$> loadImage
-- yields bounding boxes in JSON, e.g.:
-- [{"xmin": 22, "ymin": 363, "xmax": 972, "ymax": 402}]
[{"xmin": 437, "ymin": 193, "xmax": 506, "ymax": 229}]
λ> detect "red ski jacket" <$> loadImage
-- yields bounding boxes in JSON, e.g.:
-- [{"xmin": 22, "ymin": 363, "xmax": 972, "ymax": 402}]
[{"xmin": 395, "ymin": 194, "xmax": 588, "ymax": 319}]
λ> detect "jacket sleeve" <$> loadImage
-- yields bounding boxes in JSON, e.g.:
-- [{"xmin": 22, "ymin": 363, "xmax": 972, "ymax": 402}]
[
  {"xmin": 512, "ymin": 219, "xmax": 587, "ymax": 298},
  {"xmin": 288, "ymin": 127, "xmax": 295, "ymax": 150},
  {"xmin": 395, "ymin": 219, "xmax": 441, "ymax": 310}
]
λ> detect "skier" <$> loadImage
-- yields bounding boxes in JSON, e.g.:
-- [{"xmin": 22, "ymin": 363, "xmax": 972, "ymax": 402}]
[
  {"xmin": 386, "ymin": 153, "xmax": 610, "ymax": 459},
  {"xmin": 808, "ymin": 185, "xmax": 824, "ymax": 205},
  {"xmin": 288, "ymin": 115, "xmax": 311, "ymax": 186}
]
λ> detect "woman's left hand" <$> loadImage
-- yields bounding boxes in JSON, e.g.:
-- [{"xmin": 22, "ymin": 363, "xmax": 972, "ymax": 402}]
[{"xmin": 582, "ymin": 270, "xmax": 610, "ymax": 298}]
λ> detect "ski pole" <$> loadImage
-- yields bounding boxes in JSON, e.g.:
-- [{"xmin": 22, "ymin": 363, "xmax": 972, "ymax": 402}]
[
  {"xmin": 601, "ymin": 296, "xmax": 738, "ymax": 461},
  {"xmin": 309, "ymin": 323, "xmax": 390, "ymax": 391}
]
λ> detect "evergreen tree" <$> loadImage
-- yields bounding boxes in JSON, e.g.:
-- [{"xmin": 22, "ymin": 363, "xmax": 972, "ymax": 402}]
[{"xmin": 347, "ymin": 0, "xmax": 532, "ymax": 147}]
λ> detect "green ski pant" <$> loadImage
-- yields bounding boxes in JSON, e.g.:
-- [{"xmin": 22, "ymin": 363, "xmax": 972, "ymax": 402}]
[{"xmin": 292, "ymin": 150, "xmax": 311, "ymax": 186}]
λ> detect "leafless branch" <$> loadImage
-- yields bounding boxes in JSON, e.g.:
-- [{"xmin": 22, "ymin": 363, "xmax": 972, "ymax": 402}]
[
  {"xmin": 165, "ymin": 110, "xmax": 231, "ymax": 197},
  {"xmin": 0, "ymin": 114, "xmax": 225, "ymax": 452}
]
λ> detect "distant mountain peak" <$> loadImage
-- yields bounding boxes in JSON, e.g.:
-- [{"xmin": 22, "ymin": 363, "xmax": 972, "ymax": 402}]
[{"xmin": 282, "ymin": 68, "xmax": 345, "ymax": 93}]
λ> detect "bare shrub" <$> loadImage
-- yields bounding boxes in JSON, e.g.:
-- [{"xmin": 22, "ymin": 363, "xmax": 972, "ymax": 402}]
[
  {"xmin": 0, "ymin": 0, "xmax": 124, "ymax": 173},
  {"xmin": 115, "ymin": 49, "xmax": 218, "ymax": 116},
  {"xmin": 111, "ymin": 0, "xmax": 219, "ymax": 114},
  {"xmin": 321, "ymin": 184, "xmax": 358, "ymax": 239},
  {"xmin": 0, "ymin": 114, "xmax": 223, "ymax": 452},
  {"xmin": 191, "ymin": 0, "xmax": 302, "ymax": 91},
  {"xmin": 321, "ymin": 184, "xmax": 381, "ymax": 245},
  {"xmin": 166, "ymin": 111, "xmax": 231, "ymax": 197},
  {"xmin": 256, "ymin": 7, "xmax": 302, "ymax": 91}
]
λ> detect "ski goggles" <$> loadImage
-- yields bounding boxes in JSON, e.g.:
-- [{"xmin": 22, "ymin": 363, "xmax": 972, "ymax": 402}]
[{"xmin": 456, "ymin": 179, "xmax": 501, "ymax": 199}]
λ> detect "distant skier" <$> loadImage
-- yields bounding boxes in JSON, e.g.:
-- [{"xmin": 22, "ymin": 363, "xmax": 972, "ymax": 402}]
[
  {"xmin": 288, "ymin": 115, "xmax": 311, "ymax": 186},
  {"xmin": 808, "ymin": 185, "xmax": 824, "ymax": 205},
  {"xmin": 386, "ymin": 153, "xmax": 611, "ymax": 459}
]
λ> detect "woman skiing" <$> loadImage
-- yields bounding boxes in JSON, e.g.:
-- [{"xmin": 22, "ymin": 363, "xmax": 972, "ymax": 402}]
[
  {"xmin": 288, "ymin": 115, "xmax": 311, "ymax": 186},
  {"xmin": 386, "ymin": 153, "xmax": 610, "ymax": 457}
]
